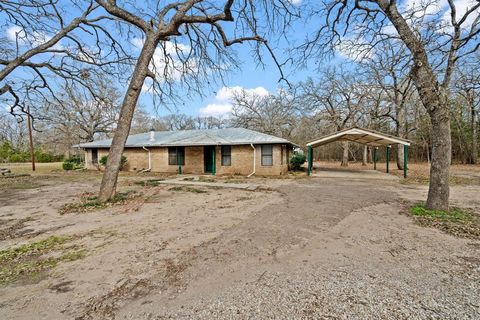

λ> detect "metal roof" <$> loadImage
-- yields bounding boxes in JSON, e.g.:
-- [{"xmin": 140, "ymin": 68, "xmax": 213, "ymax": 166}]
[
  {"xmin": 75, "ymin": 128, "xmax": 296, "ymax": 148},
  {"xmin": 306, "ymin": 127, "xmax": 411, "ymax": 148}
]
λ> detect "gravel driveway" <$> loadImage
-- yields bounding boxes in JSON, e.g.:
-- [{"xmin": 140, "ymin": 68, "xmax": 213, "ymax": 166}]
[{"xmin": 1, "ymin": 174, "xmax": 479, "ymax": 319}]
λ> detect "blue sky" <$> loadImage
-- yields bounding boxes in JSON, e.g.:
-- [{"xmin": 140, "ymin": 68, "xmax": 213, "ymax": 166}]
[{"xmin": 3, "ymin": 0, "xmax": 478, "ymax": 119}]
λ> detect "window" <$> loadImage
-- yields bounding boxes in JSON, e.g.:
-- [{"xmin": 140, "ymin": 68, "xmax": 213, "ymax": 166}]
[
  {"xmin": 91, "ymin": 149, "xmax": 98, "ymax": 164},
  {"xmin": 168, "ymin": 147, "xmax": 185, "ymax": 165},
  {"xmin": 261, "ymin": 145, "xmax": 273, "ymax": 166},
  {"xmin": 221, "ymin": 145, "xmax": 231, "ymax": 166}
]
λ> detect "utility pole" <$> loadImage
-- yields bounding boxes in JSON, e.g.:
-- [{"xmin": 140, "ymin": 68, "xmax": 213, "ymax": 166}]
[{"xmin": 27, "ymin": 106, "xmax": 35, "ymax": 171}]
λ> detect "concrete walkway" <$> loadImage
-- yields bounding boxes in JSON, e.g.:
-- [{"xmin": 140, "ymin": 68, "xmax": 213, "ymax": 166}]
[{"xmin": 156, "ymin": 176, "xmax": 260, "ymax": 190}]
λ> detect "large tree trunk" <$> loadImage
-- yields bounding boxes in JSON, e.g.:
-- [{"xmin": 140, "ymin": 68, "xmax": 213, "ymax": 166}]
[
  {"xmin": 341, "ymin": 141, "xmax": 349, "ymax": 166},
  {"xmin": 469, "ymin": 90, "xmax": 478, "ymax": 164},
  {"xmin": 381, "ymin": 2, "xmax": 451, "ymax": 210},
  {"xmin": 397, "ymin": 144, "xmax": 404, "ymax": 169},
  {"xmin": 98, "ymin": 34, "xmax": 158, "ymax": 202},
  {"xmin": 362, "ymin": 145, "xmax": 367, "ymax": 166},
  {"xmin": 426, "ymin": 104, "xmax": 451, "ymax": 210},
  {"xmin": 396, "ymin": 107, "xmax": 406, "ymax": 170}
]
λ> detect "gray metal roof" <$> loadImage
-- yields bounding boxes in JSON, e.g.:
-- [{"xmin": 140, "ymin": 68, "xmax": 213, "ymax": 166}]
[{"xmin": 75, "ymin": 128, "xmax": 296, "ymax": 148}]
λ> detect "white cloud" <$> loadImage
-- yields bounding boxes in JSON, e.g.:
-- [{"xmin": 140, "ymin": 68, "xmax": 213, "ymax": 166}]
[
  {"xmin": 198, "ymin": 103, "xmax": 233, "ymax": 117},
  {"xmin": 401, "ymin": 0, "xmax": 479, "ymax": 29},
  {"xmin": 6, "ymin": 25, "xmax": 63, "ymax": 50},
  {"xmin": 198, "ymin": 86, "xmax": 269, "ymax": 117},
  {"xmin": 336, "ymin": 37, "xmax": 374, "ymax": 61},
  {"xmin": 215, "ymin": 86, "xmax": 269, "ymax": 101},
  {"xmin": 6, "ymin": 26, "xmax": 24, "ymax": 42},
  {"xmin": 131, "ymin": 37, "xmax": 197, "ymax": 91},
  {"xmin": 288, "ymin": 0, "xmax": 302, "ymax": 5}
]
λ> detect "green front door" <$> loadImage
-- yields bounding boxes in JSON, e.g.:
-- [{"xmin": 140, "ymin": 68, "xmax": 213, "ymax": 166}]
[{"xmin": 204, "ymin": 146, "xmax": 215, "ymax": 173}]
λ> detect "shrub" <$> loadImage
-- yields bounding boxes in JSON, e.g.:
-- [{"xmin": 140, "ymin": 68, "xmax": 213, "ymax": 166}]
[
  {"xmin": 99, "ymin": 155, "xmax": 127, "ymax": 169},
  {"xmin": 62, "ymin": 155, "xmax": 85, "ymax": 171},
  {"xmin": 35, "ymin": 149, "xmax": 63, "ymax": 163},
  {"xmin": 290, "ymin": 153, "xmax": 306, "ymax": 171},
  {"xmin": 68, "ymin": 154, "xmax": 84, "ymax": 165},
  {"xmin": 62, "ymin": 161, "xmax": 75, "ymax": 171}
]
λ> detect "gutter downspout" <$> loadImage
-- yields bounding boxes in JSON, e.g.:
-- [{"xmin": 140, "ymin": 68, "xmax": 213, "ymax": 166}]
[
  {"xmin": 142, "ymin": 146, "xmax": 151, "ymax": 172},
  {"xmin": 248, "ymin": 144, "xmax": 256, "ymax": 177}
]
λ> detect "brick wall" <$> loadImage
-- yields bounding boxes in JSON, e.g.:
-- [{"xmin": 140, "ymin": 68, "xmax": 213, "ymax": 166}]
[{"xmin": 84, "ymin": 144, "xmax": 290, "ymax": 175}]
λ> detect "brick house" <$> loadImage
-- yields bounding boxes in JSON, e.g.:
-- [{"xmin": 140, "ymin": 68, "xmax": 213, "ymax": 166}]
[{"xmin": 76, "ymin": 128, "xmax": 296, "ymax": 176}]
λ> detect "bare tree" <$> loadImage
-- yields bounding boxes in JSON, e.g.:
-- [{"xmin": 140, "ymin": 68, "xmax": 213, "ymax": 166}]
[
  {"xmin": 96, "ymin": 0, "xmax": 296, "ymax": 201},
  {"xmin": 42, "ymin": 79, "xmax": 121, "ymax": 155},
  {"xmin": 299, "ymin": 68, "xmax": 367, "ymax": 166},
  {"xmin": 0, "ymin": 0, "xmax": 130, "ymax": 119},
  {"xmin": 453, "ymin": 54, "xmax": 480, "ymax": 164},
  {"xmin": 362, "ymin": 42, "xmax": 416, "ymax": 169},
  {"xmin": 300, "ymin": 0, "xmax": 480, "ymax": 210},
  {"xmin": 230, "ymin": 88, "xmax": 298, "ymax": 138}
]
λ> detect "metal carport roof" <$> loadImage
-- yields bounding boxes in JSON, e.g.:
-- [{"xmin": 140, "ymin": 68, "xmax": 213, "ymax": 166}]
[{"xmin": 306, "ymin": 127, "xmax": 411, "ymax": 148}]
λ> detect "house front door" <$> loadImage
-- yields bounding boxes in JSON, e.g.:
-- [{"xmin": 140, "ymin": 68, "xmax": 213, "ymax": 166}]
[{"xmin": 204, "ymin": 146, "xmax": 215, "ymax": 173}]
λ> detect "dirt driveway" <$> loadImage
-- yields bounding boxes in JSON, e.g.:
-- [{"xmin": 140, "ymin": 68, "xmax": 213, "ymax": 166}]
[{"xmin": 0, "ymin": 172, "xmax": 479, "ymax": 319}]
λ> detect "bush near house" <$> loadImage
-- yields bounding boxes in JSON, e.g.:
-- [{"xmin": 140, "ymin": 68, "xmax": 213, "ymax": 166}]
[
  {"xmin": 290, "ymin": 153, "xmax": 306, "ymax": 171},
  {"xmin": 99, "ymin": 155, "xmax": 127, "ymax": 170},
  {"xmin": 62, "ymin": 155, "xmax": 84, "ymax": 171}
]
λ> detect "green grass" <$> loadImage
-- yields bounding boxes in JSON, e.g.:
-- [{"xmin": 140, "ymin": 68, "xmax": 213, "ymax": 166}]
[
  {"xmin": 410, "ymin": 205, "xmax": 473, "ymax": 223},
  {"xmin": 134, "ymin": 179, "xmax": 165, "ymax": 186},
  {"xmin": 0, "ymin": 175, "xmax": 43, "ymax": 190},
  {"xmin": 198, "ymin": 176, "xmax": 216, "ymax": 183},
  {"xmin": 59, "ymin": 190, "xmax": 139, "ymax": 214},
  {"xmin": 409, "ymin": 204, "xmax": 479, "ymax": 239},
  {"xmin": 0, "ymin": 236, "xmax": 70, "ymax": 261},
  {"xmin": 169, "ymin": 186, "xmax": 207, "ymax": 193},
  {"xmin": 0, "ymin": 235, "xmax": 86, "ymax": 286}
]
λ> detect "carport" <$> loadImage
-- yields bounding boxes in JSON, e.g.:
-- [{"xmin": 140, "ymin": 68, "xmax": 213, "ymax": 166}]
[{"xmin": 306, "ymin": 127, "xmax": 411, "ymax": 178}]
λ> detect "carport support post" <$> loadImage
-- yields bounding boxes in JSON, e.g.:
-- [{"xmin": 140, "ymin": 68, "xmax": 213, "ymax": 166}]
[
  {"xmin": 307, "ymin": 145, "xmax": 312, "ymax": 176},
  {"xmin": 403, "ymin": 145, "xmax": 408, "ymax": 178},
  {"xmin": 386, "ymin": 145, "xmax": 390, "ymax": 174},
  {"xmin": 373, "ymin": 147, "xmax": 377, "ymax": 170}
]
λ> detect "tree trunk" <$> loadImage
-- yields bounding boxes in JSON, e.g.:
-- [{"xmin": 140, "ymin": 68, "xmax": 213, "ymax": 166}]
[
  {"xmin": 425, "ymin": 103, "xmax": 451, "ymax": 211},
  {"xmin": 397, "ymin": 144, "xmax": 404, "ymax": 170},
  {"xmin": 396, "ymin": 119, "xmax": 405, "ymax": 170},
  {"xmin": 341, "ymin": 141, "xmax": 349, "ymax": 166},
  {"xmin": 380, "ymin": 2, "xmax": 451, "ymax": 210},
  {"xmin": 98, "ymin": 34, "xmax": 158, "ymax": 202},
  {"xmin": 362, "ymin": 145, "xmax": 367, "ymax": 166},
  {"xmin": 470, "ymin": 91, "xmax": 478, "ymax": 164}
]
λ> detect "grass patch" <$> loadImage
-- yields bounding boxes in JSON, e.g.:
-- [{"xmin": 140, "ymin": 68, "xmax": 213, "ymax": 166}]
[
  {"xmin": 400, "ymin": 175, "xmax": 480, "ymax": 185},
  {"xmin": 168, "ymin": 186, "xmax": 207, "ymax": 193},
  {"xmin": 59, "ymin": 190, "xmax": 140, "ymax": 214},
  {"xmin": 409, "ymin": 204, "xmax": 480, "ymax": 239},
  {"xmin": 223, "ymin": 179, "xmax": 246, "ymax": 184},
  {"xmin": 0, "ymin": 175, "xmax": 42, "ymax": 190},
  {"xmin": 0, "ymin": 235, "xmax": 86, "ymax": 286},
  {"xmin": 198, "ymin": 176, "xmax": 216, "ymax": 183},
  {"xmin": 134, "ymin": 179, "xmax": 165, "ymax": 186},
  {"xmin": 1, "ymin": 162, "xmax": 63, "ymax": 175}
]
